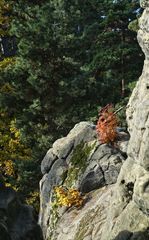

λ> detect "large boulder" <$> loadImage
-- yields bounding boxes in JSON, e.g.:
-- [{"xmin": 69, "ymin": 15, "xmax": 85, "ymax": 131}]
[{"xmin": 39, "ymin": 122, "xmax": 127, "ymax": 239}]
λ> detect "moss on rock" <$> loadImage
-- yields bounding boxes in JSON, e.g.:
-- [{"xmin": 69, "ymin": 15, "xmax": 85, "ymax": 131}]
[{"xmin": 64, "ymin": 141, "xmax": 96, "ymax": 188}]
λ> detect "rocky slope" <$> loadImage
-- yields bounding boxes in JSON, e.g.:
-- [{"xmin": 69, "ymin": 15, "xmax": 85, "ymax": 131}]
[
  {"xmin": 39, "ymin": 1, "xmax": 149, "ymax": 239},
  {"xmin": 39, "ymin": 122, "xmax": 128, "ymax": 240}
]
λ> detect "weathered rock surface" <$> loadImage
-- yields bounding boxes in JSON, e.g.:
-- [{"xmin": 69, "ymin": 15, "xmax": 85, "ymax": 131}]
[
  {"xmin": 52, "ymin": 186, "xmax": 112, "ymax": 240},
  {"xmin": 0, "ymin": 185, "xmax": 43, "ymax": 240},
  {"xmin": 100, "ymin": 1, "xmax": 149, "ymax": 239},
  {"xmin": 39, "ymin": 122, "xmax": 127, "ymax": 239}
]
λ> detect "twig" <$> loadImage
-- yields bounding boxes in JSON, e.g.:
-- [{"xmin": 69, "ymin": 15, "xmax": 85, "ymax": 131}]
[{"xmin": 114, "ymin": 106, "xmax": 125, "ymax": 115}]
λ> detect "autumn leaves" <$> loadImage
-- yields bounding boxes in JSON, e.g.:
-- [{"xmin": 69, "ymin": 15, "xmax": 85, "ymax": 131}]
[{"xmin": 96, "ymin": 104, "xmax": 118, "ymax": 144}]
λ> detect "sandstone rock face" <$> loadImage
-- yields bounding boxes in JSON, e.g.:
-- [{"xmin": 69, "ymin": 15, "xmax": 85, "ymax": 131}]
[
  {"xmin": 52, "ymin": 186, "xmax": 112, "ymax": 240},
  {"xmin": 39, "ymin": 122, "xmax": 127, "ymax": 240},
  {"xmin": 100, "ymin": 2, "xmax": 149, "ymax": 239},
  {"xmin": 0, "ymin": 186, "xmax": 43, "ymax": 240}
]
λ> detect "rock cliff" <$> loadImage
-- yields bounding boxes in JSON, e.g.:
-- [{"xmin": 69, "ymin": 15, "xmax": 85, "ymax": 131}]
[
  {"xmin": 39, "ymin": 122, "xmax": 127, "ymax": 240},
  {"xmin": 39, "ymin": 1, "xmax": 149, "ymax": 239},
  {"xmin": 101, "ymin": 1, "xmax": 149, "ymax": 239}
]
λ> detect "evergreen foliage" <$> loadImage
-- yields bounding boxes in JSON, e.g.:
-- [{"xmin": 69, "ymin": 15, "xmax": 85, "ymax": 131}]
[{"xmin": 0, "ymin": 0, "xmax": 144, "ymax": 209}]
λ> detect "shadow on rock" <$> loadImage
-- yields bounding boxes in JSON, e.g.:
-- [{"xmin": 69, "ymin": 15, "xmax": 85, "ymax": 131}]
[
  {"xmin": 113, "ymin": 228, "xmax": 149, "ymax": 240},
  {"xmin": 0, "ymin": 186, "xmax": 43, "ymax": 240}
]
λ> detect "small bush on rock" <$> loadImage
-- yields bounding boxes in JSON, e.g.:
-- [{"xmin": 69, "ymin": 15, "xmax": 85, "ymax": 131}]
[
  {"xmin": 54, "ymin": 186, "xmax": 84, "ymax": 208},
  {"xmin": 96, "ymin": 104, "xmax": 118, "ymax": 144}
]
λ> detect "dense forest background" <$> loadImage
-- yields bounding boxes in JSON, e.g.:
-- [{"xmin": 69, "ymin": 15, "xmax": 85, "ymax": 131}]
[{"xmin": 0, "ymin": 0, "xmax": 144, "ymax": 211}]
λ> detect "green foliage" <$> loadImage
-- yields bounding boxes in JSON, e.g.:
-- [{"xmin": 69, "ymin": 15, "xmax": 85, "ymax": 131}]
[
  {"xmin": 0, "ymin": 111, "xmax": 35, "ymax": 196},
  {"xmin": 88, "ymin": 0, "xmax": 143, "ymax": 104},
  {"xmin": 128, "ymin": 19, "xmax": 139, "ymax": 32},
  {"xmin": 70, "ymin": 142, "xmax": 95, "ymax": 169},
  {"xmin": 115, "ymin": 100, "xmax": 127, "ymax": 127},
  {"xmin": 0, "ymin": 0, "xmax": 144, "ymax": 212},
  {"xmin": 0, "ymin": 35, "xmax": 40, "ymax": 211},
  {"xmin": 115, "ymin": 80, "xmax": 137, "ymax": 127},
  {"xmin": 1, "ymin": 0, "xmax": 91, "ymax": 157},
  {"xmin": 25, "ymin": 191, "xmax": 40, "ymax": 213},
  {"xmin": 0, "ymin": 0, "xmax": 143, "ymax": 159}
]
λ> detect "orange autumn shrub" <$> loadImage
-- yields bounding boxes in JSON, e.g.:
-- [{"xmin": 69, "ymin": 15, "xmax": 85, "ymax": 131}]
[{"xmin": 96, "ymin": 104, "xmax": 118, "ymax": 144}]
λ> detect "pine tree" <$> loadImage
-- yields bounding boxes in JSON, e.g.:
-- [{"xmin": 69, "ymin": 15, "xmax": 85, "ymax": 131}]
[
  {"xmin": 0, "ymin": 0, "xmax": 144, "ymax": 209},
  {"xmin": 85, "ymin": 0, "xmax": 143, "ymax": 104},
  {"xmin": 0, "ymin": 0, "xmax": 89, "ymax": 157},
  {"xmin": 0, "ymin": 0, "xmax": 143, "ymax": 159},
  {"xmin": 57, "ymin": 0, "xmax": 143, "ymax": 112}
]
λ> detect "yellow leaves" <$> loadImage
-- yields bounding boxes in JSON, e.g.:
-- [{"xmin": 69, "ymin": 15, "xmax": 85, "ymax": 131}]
[
  {"xmin": 6, "ymin": 120, "xmax": 24, "ymax": 155},
  {"xmin": 0, "ymin": 0, "xmax": 11, "ymax": 12},
  {"xmin": 5, "ymin": 182, "xmax": 18, "ymax": 191},
  {"xmin": 10, "ymin": 120, "xmax": 21, "ymax": 139},
  {"xmin": 25, "ymin": 191, "xmax": 40, "ymax": 212},
  {"xmin": 6, "ymin": 119, "xmax": 32, "ymax": 160},
  {"xmin": 0, "ymin": 57, "xmax": 16, "ymax": 70},
  {"xmin": 5, "ymin": 182, "xmax": 11, "ymax": 187},
  {"xmin": 54, "ymin": 186, "xmax": 84, "ymax": 208},
  {"xmin": 3, "ymin": 160, "xmax": 15, "ymax": 176},
  {"xmin": 0, "ymin": 110, "xmax": 32, "ymax": 184},
  {"xmin": 0, "ymin": 0, "xmax": 12, "ymax": 36},
  {"xmin": 0, "ymin": 82, "xmax": 15, "ymax": 94},
  {"xmin": 9, "ymin": 139, "xmax": 19, "ymax": 150}
]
